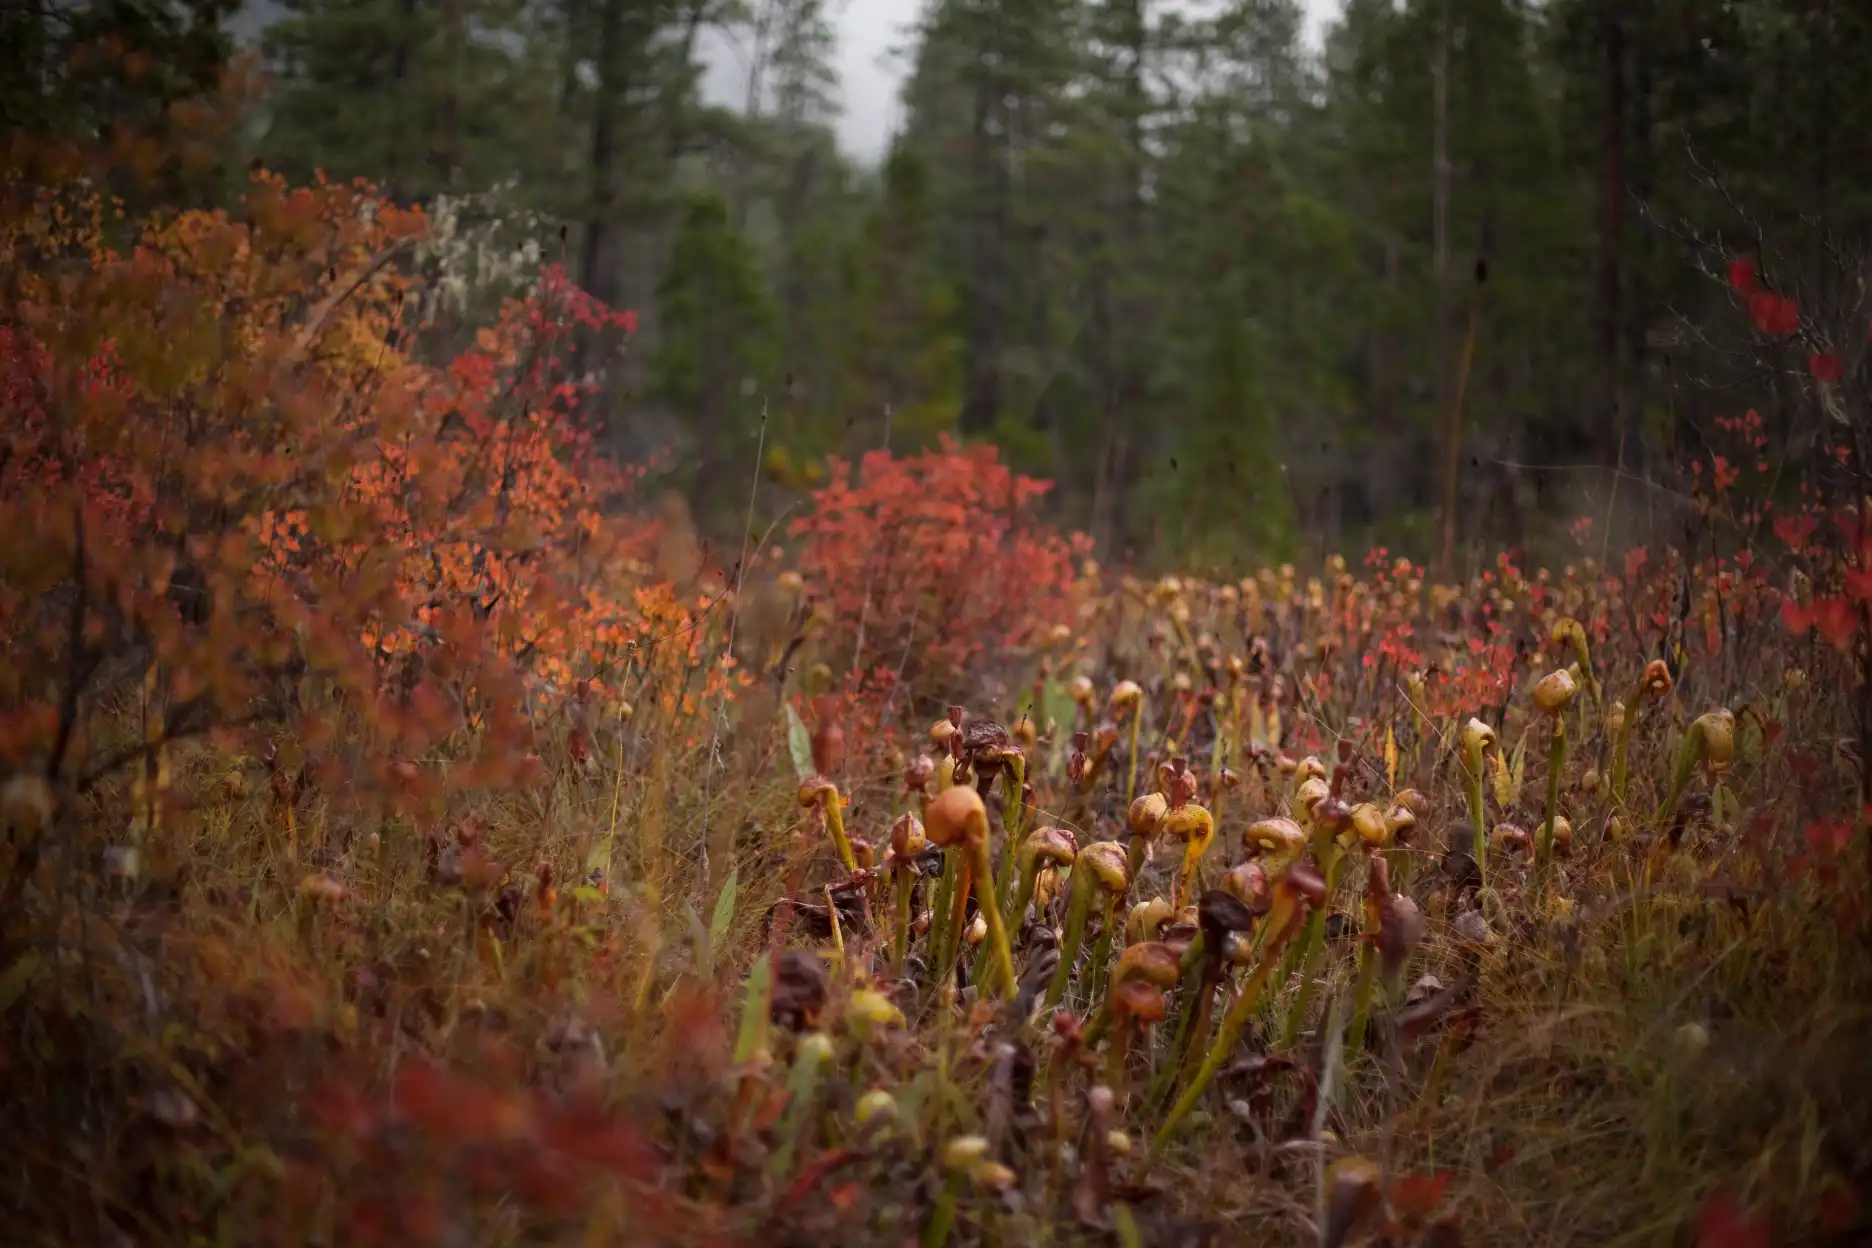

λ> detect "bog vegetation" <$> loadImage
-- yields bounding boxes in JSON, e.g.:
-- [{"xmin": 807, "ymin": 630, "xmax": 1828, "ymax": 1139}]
[{"xmin": 4, "ymin": 59, "xmax": 1872, "ymax": 1248}]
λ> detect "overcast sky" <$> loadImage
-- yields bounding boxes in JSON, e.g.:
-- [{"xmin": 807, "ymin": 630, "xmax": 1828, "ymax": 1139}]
[{"xmin": 702, "ymin": 0, "xmax": 1343, "ymax": 164}]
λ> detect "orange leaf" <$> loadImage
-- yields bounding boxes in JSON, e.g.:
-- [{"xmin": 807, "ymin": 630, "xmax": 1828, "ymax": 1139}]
[{"xmin": 1388, "ymin": 1169, "xmax": 1453, "ymax": 1217}]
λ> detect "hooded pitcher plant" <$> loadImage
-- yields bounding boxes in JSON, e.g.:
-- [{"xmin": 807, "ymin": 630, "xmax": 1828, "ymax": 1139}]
[
  {"xmin": 1532, "ymin": 667, "xmax": 1580, "ymax": 885},
  {"xmin": 1069, "ymin": 674, "xmax": 1097, "ymax": 731},
  {"xmin": 1460, "ymin": 718, "xmax": 1499, "ymax": 891},
  {"xmin": 976, "ymin": 741, "xmax": 1027, "ymax": 911},
  {"xmin": 1613, "ymin": 659, "xmax": 1674, "ymax": 805},
  {"xmin": 1348, "ymin": 802, "xmax": 1389, "ymax": 854},
  {"xmin": 1155, "ymin": 757, "xmax": 1209, "ymax": 907},
  {"xmin": 1384, "ymin": 797, "xmax": 1421, "ymax": 891},
  {"xmin": 888, "ymin": 812, "xmax": 928, "ymax": 972},
  {"xmin": 1243, "ymin": 815, "xmax": 1307, "ymax": 872},
  {"xmin": 1044, "ymin": 841, "xmax": 1130, "ymax": 1010},
  {"xmin": 1082, "ymin": 939, "xmax": 1180, "ymax": 1049},
  {"xmin": 1550, "ymin": 616, "xmax": 1601, "ymax": 716},
  {"xmin": 1126, "ymin": 790, "xmax": 1168, "ymax": 893},
  {"xmin": 1281, "ymin": 795, "xmax": 1354, "ymax": 1045},
  {"xmin": 1294, "ymin": 775, "xmax": 1332, "ymax": 829},
  {"xmin": 799, "ymin": 775, "xmax": 857, "ymax": 874},
  {"xmin": 1125, "ymin": 896, "xmax": 1174, "ymax": 945},
  {"xmin": 1007, "ymin": 825, "xmax": 1076, "ymax": 937},
  {"xmin": 1080, "ymin": 848, "xmax": 1138, "ymax": 1011},
  {"xmin": 904, "ymin": 754, "xmax": 936, "ymax": 812},
  {"xmin": 1658, "ymin": 708, "xmax": 1737, "ymax": 827},
  {"xmin": 1155, "ymin": 858, "xmax": 1325, "ymax": 1150},
  {"xmin": 1110, "ymin": 680, "xmax": 1145, "ymax": 807},
  {"xmin": 1163, "ymin": 800, "xmax": 1216, "ymax": 913},
  {"xmin": 1166, "ymin": 889, "xmax": 1258, "ymax": 1093},
  {"xmin": 1105, "ymin": 980, "xmax": 1167, "ymax": 1108},
  {"xmin": 927, "ymin": 785, "xmax": 1015, "ymax": 1000},
  {"xmin": 1348, "ymin": 854, "xmax": 1425, "ymax": 1053}
]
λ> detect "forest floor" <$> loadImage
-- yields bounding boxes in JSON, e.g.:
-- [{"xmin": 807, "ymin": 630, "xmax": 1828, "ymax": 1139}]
[{"xmin": 8, "ymin": 550, "xmax": 1872, "ymax": 1248}]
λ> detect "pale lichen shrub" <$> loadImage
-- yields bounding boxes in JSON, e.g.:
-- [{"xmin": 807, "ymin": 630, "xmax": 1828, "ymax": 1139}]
[{"xmin": 410, "ymin": 177, "xmax": 557, "ymax": 329}]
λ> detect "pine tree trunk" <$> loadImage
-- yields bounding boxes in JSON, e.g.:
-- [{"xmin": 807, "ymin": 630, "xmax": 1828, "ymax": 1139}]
[
  {"xmin": 435, "ymin": 0, "xmax": 462, "ymax": 189},
  {"xmin": 1432, "ymin": 0, "xmax": 1458, "ymax": 580},
  {"xmin": 1109, "ymin": 0, "xmax": 1148, "ymax": 557},
  {"xmin": 1595, "ymin": 0, "xmax": 1626, "ymax": 469},
  {"xmin": 386, "ymin": 0, "xmax": 424, "ymax": 204},
  {"xmin": 960, "ymin": 70, "xmax": 1003, "ymax": 435},
  {"xmin": 1621, "ymin": 19, "xmax": 1651, "ymax": 482},
  {"xmin": 581, "ymin": 0, "xmax": 627, "ymax": 312}
]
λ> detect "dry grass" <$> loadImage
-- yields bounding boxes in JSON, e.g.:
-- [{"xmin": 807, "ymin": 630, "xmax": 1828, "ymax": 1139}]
[{"xmin": 4, "ymin": 553, "xmax": 1870, "ymax": 1248}]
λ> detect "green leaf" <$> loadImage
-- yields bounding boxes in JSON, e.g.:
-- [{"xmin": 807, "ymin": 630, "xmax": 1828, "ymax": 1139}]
[
  {"xmin": 1115, "ymin": 1205, "xmax": 1145, "ymax": 1248},
  {"xmin": 1509, "ymin": 729, "xmax": 1529, "ymax": 804},
  {"xmin": 1038, "ymin": 678, "xmax": 1077, "ymax": 776},
  {"xmin": 584, "ymin": 828, "xmax": 613, "ymax": 877},
  {"xmin": 733, "ymin": 950, "xmax": 774, "ymax": 1067},
  {"xmin": 785, "ymin": 701, "xmax": 814, "ymax": 782},
  {"xmin": 708, "ymin": 867, "xmax": 740, "ymax": 973}
]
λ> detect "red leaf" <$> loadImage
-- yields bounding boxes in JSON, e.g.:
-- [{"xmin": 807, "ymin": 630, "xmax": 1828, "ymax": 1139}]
[
  {"xmin": 302, "ymin": 1077, "xmax": 377, "ymax": 1139},
  {"xmin": 773, "ymin": 1147, "xmax": 862, "ymax": 1215},
  {"xmin": 510, "ymin": 1150, "xmax": 585, "ymax": 1214},
  {"xmin": 390, "ymin": 1060, "xmax": 451, "ymax": 1132},
  {"xmin": 1781, "ymin": 597, "xmax": 1816, "ymax": 635},
  {"xmin": 1389, "ymin": 1170, "xmax": 1453, "ymax": 1217},
  {"xmin": 1805, "ymin": 820, "xmax": 1852, "ymax": 858},
  {"xmin": 810, "ymin": 694, "xmax": 847, "ymax": 775},
  {"xmin": 1846, "ymin": 567, "xmax": 1872, "ymax": 606},
  {"xmin": 1696, "ymin": 1190, "xmax": 1772, "ymax": 1248},
  {"xmin": 537, "ymin": 1102, "xmax": 656, "ymax": 1180},
  {"xmin": 1729, "ymin": 256, "xmax": 1758, "ymax": 294},
  {"xmin": 1808, "ymin": 351, "xmax": 1844, "ymax": 383},
  {"xmin": 1813, "ymin": 597, "xmax": 1859, "ymax": 651},
  {"xmin": 1749, "ymin": 291, "xmax": 1800, "ymax": 336},
  {"xmin": 1773, "ymin": 513, "xmax": 1818, "ymax": 551},
  {"xmin": 391, "ymin": 1060, "xmax": 531, "ymax": 1145}
]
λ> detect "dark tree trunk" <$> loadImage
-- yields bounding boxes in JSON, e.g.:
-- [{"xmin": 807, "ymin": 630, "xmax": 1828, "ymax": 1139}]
[
  {"xmin": 580, "ymin": 0, "xmax": 628, "ymax": 326},
  {"xmin": 434, "ymin": 0, "xmax": 461, "ymax": 190},
  {"xmin": 1595, "ymin": 0, "xmax": 1626, "ymax": 468},
  {"xmin": 1432, "ymin": 0, "xmax": 1458, "ymax": 579},
  {"xmin": 1108, "ymin": 0, "xmax": 1149, "ymax": 555},
  {"xmin": 960, "ymin": 71, "xmax": 1004, "ymax": 435},
  {"xmin": 385, "ymin": 0, "xmax": 423, "ymax": 204},
  {"xmin": 1621, "ymin": 25, "xmax": 1652, "ymax": 480}
]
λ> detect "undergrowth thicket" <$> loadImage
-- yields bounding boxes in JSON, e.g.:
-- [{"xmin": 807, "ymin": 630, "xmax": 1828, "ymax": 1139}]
[{"xmin": 2, "ymin": 108, "xmax": 1870, "ymax": 1248}]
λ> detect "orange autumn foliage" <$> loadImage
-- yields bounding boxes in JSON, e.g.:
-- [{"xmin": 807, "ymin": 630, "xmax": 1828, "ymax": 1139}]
[
  {"xmin": 789, "ymin": 436, "xmax": 1090, "ymax": 692},
  {"xmin": 0, "ymin": 162, "xmax": 724, "ymax": 799}
]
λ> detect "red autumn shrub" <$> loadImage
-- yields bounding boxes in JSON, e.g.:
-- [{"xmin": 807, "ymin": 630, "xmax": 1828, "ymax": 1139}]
[
  {"xmin": 0, "ymin": 163, "xmax": 703, "ymax": 802},
  {"xmin": 789, "ymin": 437, "xmax": 1088, "ymax": 693}
]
